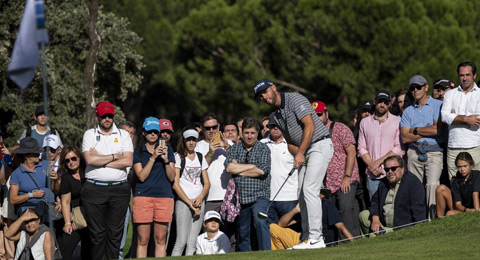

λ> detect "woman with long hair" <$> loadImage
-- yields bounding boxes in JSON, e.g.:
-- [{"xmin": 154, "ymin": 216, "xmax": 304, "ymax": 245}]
[
  {"xmin": 171, "ymin": 127, "xmax": 210, "ymax": 256},
  {"xmin": 58, "ymin": 145, "xmax": 91, "ymax": 260},
  {"xmin": 132, "ymin": 117, "xmax": 176, "ymax": 258},
  {"xmin": 436, "ymin": 152, "xmax": 480, "ymax": 217}
]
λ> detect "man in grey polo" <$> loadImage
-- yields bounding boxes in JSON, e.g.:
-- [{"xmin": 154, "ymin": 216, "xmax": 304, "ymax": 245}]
[{"xmin": 254, "ymin": 79, "xmax": 333, "ymax": 249}]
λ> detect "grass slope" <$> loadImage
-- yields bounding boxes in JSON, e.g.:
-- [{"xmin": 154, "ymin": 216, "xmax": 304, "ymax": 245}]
[{"xmin": 135, "ymin": 212, "xmax": 480, "ymax": 260}]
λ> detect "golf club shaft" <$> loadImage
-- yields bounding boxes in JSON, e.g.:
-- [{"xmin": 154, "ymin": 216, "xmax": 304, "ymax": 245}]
[{"xmin": 262, "ymin": 167, "xmax": 296, "ymax": 216}]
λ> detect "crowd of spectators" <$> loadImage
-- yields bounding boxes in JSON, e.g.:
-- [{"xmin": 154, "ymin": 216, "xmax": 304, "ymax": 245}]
[{"xmin": 0, "ymin": 61, "xmax": 479, "ymax": 259}]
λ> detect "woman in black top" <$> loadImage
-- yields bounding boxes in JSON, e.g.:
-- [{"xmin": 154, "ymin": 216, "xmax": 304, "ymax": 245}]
[
  {"xmin": 58, "ymin": 146, "xmax": 91, "ymax": 260},
  {"xmin": 436, "ymin": 152, "xmax": 480, "ymax": 217}
]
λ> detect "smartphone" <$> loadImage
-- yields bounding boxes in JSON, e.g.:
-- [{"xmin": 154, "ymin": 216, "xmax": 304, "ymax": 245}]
[
  {"xmin": 0, "ymin": 142, "xmax": 4, "ymax": 160},
  {"xmin": 159, "ymin": 138, "xmax": 166, "ymax": 149},
  {"xmin": 212, "ymin": 132, "xmax": 222, "ymax": 143}
]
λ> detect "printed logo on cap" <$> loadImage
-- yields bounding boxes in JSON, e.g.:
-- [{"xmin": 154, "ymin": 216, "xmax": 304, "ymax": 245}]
[{"xmin": 312, "ymin": 102, "xmax": 318, "ymax": 110}]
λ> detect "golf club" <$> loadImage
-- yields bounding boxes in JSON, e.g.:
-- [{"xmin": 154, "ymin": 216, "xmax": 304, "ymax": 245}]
[{"xmin": 257, "ymin": 167, "xmax": 296, "ymax": 219}]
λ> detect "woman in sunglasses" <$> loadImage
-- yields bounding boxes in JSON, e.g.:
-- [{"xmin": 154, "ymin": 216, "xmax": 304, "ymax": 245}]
[
  {"xmin": 132, "ymin": 117, "xmax": 176, "ymax": 258},
  {"xmin": 58, "ymin": 145, "xmax": 91, "ymax": 260},
  {"xmin": 171, "ymin": 127, "xmax": 210, "ymax": 256},
  {"xmin": 436, "ymin": 152, "xmax": 480, "ymax": 217}
]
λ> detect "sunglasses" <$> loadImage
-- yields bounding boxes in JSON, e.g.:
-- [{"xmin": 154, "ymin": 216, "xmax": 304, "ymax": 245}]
[
  {"xmin": 64, "ymin": 156, "xmax": 78, "ymax": 164},
  {"xmin": 203, "ymin": 125, "xmax": 219, "ymax": 131},
  {"xmin": 44, "ymin": 147, "xmax": 58, "ymax": 153},
  {"xmin": 100, "ymin": 114, "xmax": 114, "ymax": 119},
  {"xmin": 146, "ymin": 130, "xmax": 160, "ymax": 135},
  {"xmin": 409, "ymin": 85, "xmax": 424, "ymax": 92},
  {"xmin": 384, "ymin": 166, "xmax": 400, "ymax": 172},
  {"xmin": 25, "ymin": 217, "xmax": 40, "ymax": 223},
  {"xmin": 317, "ymin": 113, "xmax": 323, "ymax": 117}
]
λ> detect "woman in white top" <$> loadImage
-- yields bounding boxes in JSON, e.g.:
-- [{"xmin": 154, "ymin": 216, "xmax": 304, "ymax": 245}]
[
  {"xmin": 6, "ymin": 208, "xmax": 55, "ymax": 260},
  {"xmin": 171, "ymin": 127, "xmax": 210, "ymax": 256}
]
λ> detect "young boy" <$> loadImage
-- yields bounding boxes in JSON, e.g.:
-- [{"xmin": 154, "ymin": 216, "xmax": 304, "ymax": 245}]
[{"xmin": 196, "ymin": 211, "xmax": 231, "ymax": 255}]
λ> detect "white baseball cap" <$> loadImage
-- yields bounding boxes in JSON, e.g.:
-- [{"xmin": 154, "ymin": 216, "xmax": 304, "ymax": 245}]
[
  {"xmin": 42, "ymin": 134, "xmax": 63, "ymax": 149},
  {"xmin": 204, "ymin": 211, "xmax": 222, "ymax": 223}
]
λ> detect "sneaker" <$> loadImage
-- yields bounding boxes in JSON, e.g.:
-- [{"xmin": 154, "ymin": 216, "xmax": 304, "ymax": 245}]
[{"xmin": 292, "ymin": 237, "xmax": 326, "ymax": 249}]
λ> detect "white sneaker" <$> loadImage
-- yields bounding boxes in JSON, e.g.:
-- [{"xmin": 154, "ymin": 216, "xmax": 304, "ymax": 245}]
[{"xmin": 292, "ymin": 237, "xmax": 326, "ymax": 249}]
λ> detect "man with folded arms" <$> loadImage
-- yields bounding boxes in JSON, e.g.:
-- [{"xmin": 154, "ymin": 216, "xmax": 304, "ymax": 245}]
[{"xmin": 81, "ymin": 102, "xmax": 133, "ymax": 260}]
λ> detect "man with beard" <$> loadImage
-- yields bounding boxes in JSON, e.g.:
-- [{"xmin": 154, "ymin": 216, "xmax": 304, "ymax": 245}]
[
  {"xmin": 400, "ymin": 75, "xmax": 444, "ymax": 213},
  {"xmin": 441, "ymin": 62, "xmax": 480, "ymax": 179},
  {"xmin": 254, "ymin": 79, "xmax": 333, "ymax": 250},
  {"xmin": 225, "ymin": 117, "xmax": 271, "ymax": 251},
  {"xmin": 432, "ymin": 78, "xmax": 454, "ymax": 101},
  {"xmin": 358, "ymin": 91, "xmax": 404, "ymax": 199},
  {"xmin": 81, "ymin": 101, "xmax": 133, "ymax": 260}
]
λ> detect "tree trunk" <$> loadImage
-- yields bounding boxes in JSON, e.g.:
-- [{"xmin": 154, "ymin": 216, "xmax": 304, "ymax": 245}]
[{"xmin": 83, "ymin": 0, "xmax": 100, "ymax": 129}]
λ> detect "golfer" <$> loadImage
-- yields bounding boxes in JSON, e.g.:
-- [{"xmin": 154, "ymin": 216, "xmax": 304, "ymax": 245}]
[{"xmin": 254, "ymin": 79, "xmax": 333, "ymax": 249}]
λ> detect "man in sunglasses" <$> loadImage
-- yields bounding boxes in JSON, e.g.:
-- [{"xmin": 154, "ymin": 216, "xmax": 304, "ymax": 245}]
[
  {"xmin": 358, "ymin": 91, "xmax": 404, "ymax": 200},
  {"xmin": 359, "ymin": 155, "xmax": 426, "ymax": 235},
  {"xmin": 81, "ymin": 101, "xmax": 133, "ymax": 260},
  {"xmin": 254, "ymin": 79, "xmax": 333, "ymax": 249},
  {"xmin": 195, "ymin": 112, "xmax": 231, "ymax": 164},
  {"xmin": 441, "ymin": 62, "xmax": 480, "ymax": 180},
  {"xmin": 400, "ymin": 75, "xmax": 444, "ymax": 215},
  {"xmin": 432, "ymin": 78, "xmax": 454, "ymax": 101}
]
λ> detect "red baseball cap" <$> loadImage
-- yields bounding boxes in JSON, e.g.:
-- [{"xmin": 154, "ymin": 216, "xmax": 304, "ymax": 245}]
[
  {"xmin": 160, "ymin": 119, "xmax": 174, "ymax": 132},
  {"xmin": 96, "ymin": 102, "xmax": 115, "ymax": 116},
  {"xmin": 311, "ymin": 101, "xmax": 327, "ymax": 113}
]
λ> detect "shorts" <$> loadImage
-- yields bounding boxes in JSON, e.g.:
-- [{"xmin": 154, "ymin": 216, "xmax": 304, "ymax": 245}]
[{"xmin": 132, "ymin": 197, "xmax": 174, "ymax": 223}]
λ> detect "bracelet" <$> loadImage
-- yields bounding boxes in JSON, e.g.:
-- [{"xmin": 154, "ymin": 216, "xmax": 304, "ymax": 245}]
[
  {"xmin": 112, "ymin": 154, "xmax": 115, "ymax": 161},
  {"xmin": 64, "ymin": 222, "xmax": 71, "ymax": 226},
  {"xmin": 28, "ymin": 192, "xmax": 33, "ymax": 198},
  {"xmin": 207, "ymin": 153, "xmax": 213, "ymax": 157},
  {"xmin": 149, "ymin": 157, "xmax": 155, "ymax": 162},
  {"xmin": 344, "ymin": 174, "xmax": 351, "ymax": 178}
]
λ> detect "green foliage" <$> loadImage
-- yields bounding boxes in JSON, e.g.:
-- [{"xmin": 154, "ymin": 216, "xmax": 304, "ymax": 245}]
[
  {"xmin": 103, "ymin": 0, "xmax": 480, "ymax": 130},
  {"xmin": 0, "ymin": 0, "xmax": 143, "ymax": 147}
]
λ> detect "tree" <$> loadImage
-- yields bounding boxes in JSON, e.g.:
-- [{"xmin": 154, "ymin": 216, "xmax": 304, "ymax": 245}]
[{"xmin": 0, "ymin": 0, "xmax": 144, "ymax": 146}]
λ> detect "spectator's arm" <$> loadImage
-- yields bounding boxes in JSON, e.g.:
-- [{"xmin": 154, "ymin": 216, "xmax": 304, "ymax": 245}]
[
  {"xmin": 43, "ymin": 231, "xmax": 55, "ymax": 260},
  {"xmin": 5, "ymin": 214, "xmax": 23, "ymax": 241},
  {"xmin": 392, "ymin": 123, "xmax": 404, "ymax": 156},
  {"xmin": 278, "ymin": 204, "xmax": 300, "ymax": 227},
  {"xmin": 226, "ymin": 162, "xmax": 264, "ymax": 177},
  {"xmin": 357, "ymin": 122, "xmax": 369, "ymax": 157},
  {"xmin": 105, "ymin": 151, "xmax": 133, "ymax": 169},
  {"xmin": 335, "ymin": 222, "xmax": 354, "ymax": 242},
  {"xmin": 400, "ymin": 126, "xmax": 421, "ymax": 144},
  {"xmin": 370, "ymin": 215, "xmax": 384, "ymax": 234},
  {"xmin": 473, "ymin": 192, "xmax": 480, "ymax": 211},
  {"xmin": 9, "ymin": 184, "xmax": 32, "ymax": 205},
  {"xmin": 60, "ymin": 192, "xmax": 72, "ymax": 226}
]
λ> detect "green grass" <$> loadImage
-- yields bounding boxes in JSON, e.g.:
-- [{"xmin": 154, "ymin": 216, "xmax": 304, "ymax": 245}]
[{"xmin": 127, "ymin": 212, "xmax": 480, "ymax": 259}]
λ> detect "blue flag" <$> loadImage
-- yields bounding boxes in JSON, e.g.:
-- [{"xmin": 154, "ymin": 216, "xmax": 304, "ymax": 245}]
[{"xmin": 7, "ymin": 0, "xmax": 49, "ymax": 89}]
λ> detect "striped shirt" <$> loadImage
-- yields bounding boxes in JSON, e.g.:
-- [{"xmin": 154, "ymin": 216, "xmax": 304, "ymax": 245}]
[
  {"xmin": 224, "ymin": 141, "xmax": 271, "ymax": 204},
  {"xmin": 273, "ymin": 93, "xmax": 329, "ymax": 146}
]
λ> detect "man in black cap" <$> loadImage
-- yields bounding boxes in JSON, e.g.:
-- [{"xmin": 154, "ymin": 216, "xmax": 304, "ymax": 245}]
[
  {"xmin": 17, "ymin": 106, "xmax": 60, "ymax": 147},
  {"xmin": 357, "ymin": 91, "xmax": 404, "ymax": 199},
  {"xmin": 432, "ymin": 78, "xmax": 454, "ymax": 101},
  {"xmin": 254, "ymin": 79, "xmax": 333, "ymax": 249}
]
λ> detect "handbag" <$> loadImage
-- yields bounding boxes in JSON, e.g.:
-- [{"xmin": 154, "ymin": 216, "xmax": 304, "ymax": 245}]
[
  {"xmin": 220, "ymin": 177, "xmax": 241, "ymax": 223},
  {"xmin": 71, "ymin": 206, "xmax": 87, "ymax": 231},
  {"xmin": 25, "ymin": 172, "xmax": 63, "ymax": 221}
]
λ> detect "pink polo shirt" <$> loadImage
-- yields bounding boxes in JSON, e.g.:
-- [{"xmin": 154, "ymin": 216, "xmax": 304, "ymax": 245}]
[{"xmin": 357, "ymin": 113, "xmax": 404, "ymax": 179}]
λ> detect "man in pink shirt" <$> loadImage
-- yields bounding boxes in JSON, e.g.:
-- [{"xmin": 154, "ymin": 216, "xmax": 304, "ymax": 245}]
[{"xmin": 358, "ymin": 91, "xmax": 404, "ymax": 199}]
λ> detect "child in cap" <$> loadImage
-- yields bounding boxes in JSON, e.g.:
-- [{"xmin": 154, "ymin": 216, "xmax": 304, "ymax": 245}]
[{"xmin": 195, "ymin": 211, "xmax": 230, "ymax": 255}]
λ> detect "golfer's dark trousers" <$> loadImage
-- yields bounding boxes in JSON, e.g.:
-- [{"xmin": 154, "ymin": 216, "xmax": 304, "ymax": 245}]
[{"xmin": 81, "ymin": 181, "xmax": 130, "ymax": 260}]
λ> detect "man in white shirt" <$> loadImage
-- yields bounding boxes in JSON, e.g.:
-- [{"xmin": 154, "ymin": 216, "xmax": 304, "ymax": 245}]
[
  {"xmin": 195, "ymin": 112, "xmax": 230, "ymax": 164},
  {"xmin": 260, "ymin": 113, "xmax": 298, "ymax": 224},
  {"xmin": 441, "ymin": 62, "xmax": 480, "ymax": 179},
  {"xmin": 81, "ymin": 102, "xmax": 133, "ymax": 260},
  {"xmin": 196, "ymin": 211, "xmax": 230, "ymax": 255}
]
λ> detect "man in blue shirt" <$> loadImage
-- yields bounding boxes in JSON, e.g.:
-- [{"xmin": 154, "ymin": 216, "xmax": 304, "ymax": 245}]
[{"xmin": 400, "ymin": 75, "xmax": 444, "ymax": 214}]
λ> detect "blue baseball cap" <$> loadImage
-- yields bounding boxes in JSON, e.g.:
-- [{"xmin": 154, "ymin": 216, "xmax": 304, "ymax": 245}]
[
  {"xmin": 143, "ymin": 117, "xmax": 161, "ymax": 132},
  {"xmin": 253, "ymin": 79, "xmax": 274, "ymax": 97}
]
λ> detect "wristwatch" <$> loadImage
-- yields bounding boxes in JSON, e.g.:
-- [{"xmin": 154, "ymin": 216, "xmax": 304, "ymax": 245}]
[
  {"xmin": 413, "ymin": 127, "xmax": 418, "ymax": 135},
  {"xmin": 344, "ymin": 174, "xmax": 351, "ymax": 178}
]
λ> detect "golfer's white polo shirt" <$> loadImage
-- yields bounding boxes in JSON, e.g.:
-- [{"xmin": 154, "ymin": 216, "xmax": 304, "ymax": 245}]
[
  {"xmin": 195, "ymin": 231, "xmax": 230, "ymax": 255},
  {"xmin": 82, "ymin": 124, "xmax": 133, "ymax": 182}
]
